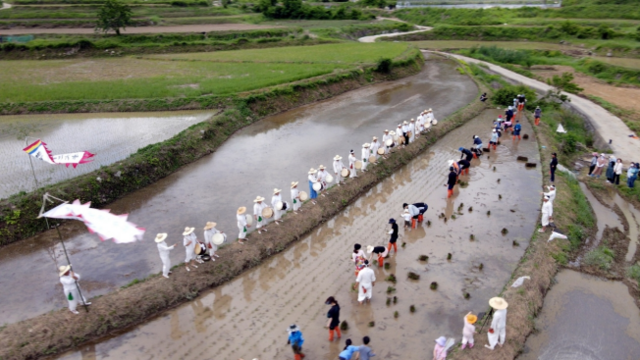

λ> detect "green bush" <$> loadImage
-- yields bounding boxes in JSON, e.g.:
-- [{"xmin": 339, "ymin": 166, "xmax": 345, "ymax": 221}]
[
  {"xmin": 627, "ymin": 262, "xmax": 640, "ymax": 286},
  {"xmin": 491, "ymin": 84, "xmax": 537, "ymax": 108},
  {"xmin": 584, "ymin": 245, "xmax": 615, "ymax": 270},
  {"xmin": 375, "ymin": 58, "xmax": 392, "ymax": 73}
]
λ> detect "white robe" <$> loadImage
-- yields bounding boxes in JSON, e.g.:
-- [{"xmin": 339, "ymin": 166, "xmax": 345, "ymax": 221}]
[
  {"xmin": 356, "ymin": 267, "xmax": 376, "ymax": 302},
  {"xmin": 183, "ymin": 233, "xmax": 197, "ymax": 263},
  {"xmin": 544, "ymin": 189, "xmax": 556, "ymax": 204},
  {"xmin": 417, "ymin": 115, "xmax": 424, "ymax": 133},
  {"xmin": 361, "ymin": 147, "xmax": 369, "ymax": 171},
  {"xmin": 271, "ymin": 194, "xmax": 283, "ymax": 220},
  {"xmin": 487, "ymin": 309, "xmax": 507, "ymax": 349},
  {"xmin": 541, "ymin": 201, "xmax": 553, "ymax": 226},
  {"xmin": 348, "ymin": 154, "xmax": 357, "ymax": 178},
  {"xmin": 334, "ymin": 160, "xmax": 345, "ymax": 184},
  {"xmin": 237, "ymin": 213, "xmax": 248, "ymax": 239},
  {"xmin": 408, "ymin": 123, "xmax": 415, "ymax": 143},
  {"xmin": 424, "ymin": 118, "xmax": 432, "ymax": 132},
  {"xmin": 370, "ymin": 141, "xmax": 380, "ymax": 159},
  {"xmin": 203, "ymin": 228, "xmax": 220, "ymax": 255},
  {"xmin": 60, "ymin": 273, "xmax": 87, "ymax": 312},
  {"xmin": 157, "ymin": 241, "xmax": 175, "ymax": 277},
  {"xmin": 382, "ymin": 134, "xmax": 392, "ymax": 153},
  {"xmin": 291, "ymin": 188, "xmax": 301, "ymax": 211},
  {"xmin": 317, "ymin": 170, "xmax": 328, "ymax": 190},
  {"xmin": 254, "ymin": 202, "xmax": 267, "ymax": 229}
]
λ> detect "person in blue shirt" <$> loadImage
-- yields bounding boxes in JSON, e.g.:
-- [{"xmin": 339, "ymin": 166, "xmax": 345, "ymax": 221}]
[
  {"xmin": 459, "ymin": 147, "xmax": 473, "ymax": 162},
  {"xmin": 339, "ymin": 339, "xmax": 360, "ymax": 360},
  {"xmin": 472, "ymin": 135, "xmax": 483, "ymax": 157},
  {"xmin": 287, "ymin": 324, "xmax": 305, "ymax": 360},
  {"xmin": 512, "ymin": 120, "xmax": 522, "ymax": 140}
]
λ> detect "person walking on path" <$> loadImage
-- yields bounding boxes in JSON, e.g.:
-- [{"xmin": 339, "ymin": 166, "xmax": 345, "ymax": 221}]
[
  {"xmin": 356, "ymin": 260, "xmax": 376, "ymax": 305},
  {"xmin": 534, "ymin": 106, "xmax": 542, "ymax": 126},
  {"xmin": 512, "ymin": 120, "xmax": 522, "ymax": 140},
  {"xmin": 627, "ymin": 163, "xmax": 639, "ymax": 188},
  {"xmin": 461, "ymin": 312, "xmax": 477, "ymax": 350},
  {"xmin": 447, "ymin": 167, "xmax": 457, "ymax": 198},
  {"xmin": 361, "ymin": 143, "xmax": 370, "ymax": 172},
  {"xmin": 339, "ymin": 339, "xmax": 360, "ymax": 360},
  {"xmin": 613, "ymin": 158, "xmax": 623, "ymax": 185},
  {"xmin": 387, "ymin": 218, "xmax": 399, "ymax": 254},
  {"xmin": 271, "ymin": 189, "xmax": 284, "ymax": 225},
  {"xmin": 606, "ymin": 155, "xmax": 617, "ymax": 183},
  {"xmin": 291, "ymin": 182, "xmax": 301, "ymax": 213},
  {"xmin": 485, "ymin": 297, "xmax": 508, "ymax": 350},
  {"xmin": 156, "ymin": 233, "xmax": 176, "ymax": 278},
  {"xmin": 203, "ymin": 222, "xmax": 222, "ymax": 260},
  {"xmin": 539, "ymin": 195, "xmax": 553, "ymax": 233},
  {"xmin": 325, "ymin": 296, "xmax": 342, "ymax": 342},
  {"xmin": 182, "ymin": 227, "xmax": 200, "ymax": 271},
  {"xmin": 348, "ymin": 150, "xmax": 358, "ymax": 178},
  {"xmin": 367, "ymin": 245, "xmax": 389, "ymax": 268},
  {"xmin": 489, "ymin": 129, "xmax": 499, "ymax": 150},
  {"xmin": 588, "ymin": 152, "xmax": 598, "ymax": 176},
  {"xmin": 253, "ymin": 196, "xmax": 268, "ymax": 234},
  {"xmin": 333, "ymin": 155, "xmax": 346, "ymax": 186},
  {"xmin": 308, "ymin": 168, "xmax": 318, "ymax": 204},
  {"xmin": 358, "ymin": 336, "xmax": 376, "ymax": 360},
  {"xmin": 433, "ymin": 336, "xmax": 448, "ymax": 360},
  {"xmin": 236, "ymin": 206, "xmax": 249, "ymax": 243},
  {"xmin": 59, "ymin": 265, "xmax": 91, "ymax": 314},
  {"xmin": 549, "ymin": 152, "xmax": 558, "ymax": 183},
  {"xmin": 287, "ymin": 324, "xmax": 305, "ymax": 360},
  {"xmin": 591, "ymin": 154, "xmax": 607, "ymax": 178}
]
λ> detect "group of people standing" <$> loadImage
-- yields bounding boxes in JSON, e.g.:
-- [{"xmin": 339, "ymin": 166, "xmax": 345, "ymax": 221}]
[{"xmin": 588, "ymin": 153, "xmax": 640, "ymax": 188}]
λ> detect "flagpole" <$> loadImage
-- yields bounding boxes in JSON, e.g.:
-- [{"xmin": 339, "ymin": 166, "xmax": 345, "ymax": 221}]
[
  {"xmin": 53, "ymin": 222, "xmax": 89, "ymax": 313},
  {"xmin": 24, "ymin": 137, "xmax": 40, "ymax": 189}
]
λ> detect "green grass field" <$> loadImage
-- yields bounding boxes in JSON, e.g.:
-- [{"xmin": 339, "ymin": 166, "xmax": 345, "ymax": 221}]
[
  {"xmin": 409, "ymin": 40, "xmax": 577, "ymax": 51},
  {"xmin": 0, "ymin": 42, "xmax": 411, "ymax": 102}
]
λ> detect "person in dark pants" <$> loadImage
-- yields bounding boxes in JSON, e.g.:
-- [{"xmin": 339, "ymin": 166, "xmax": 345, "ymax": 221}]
[
  {"xmin": 480, "ymin": 93, "xmax": 487, "ymax": 102},
  {"xmin": 588, "ymin": 152, "xmax": 598, "ymax": 175},
  {"xmin": 387, "ymin": 218, "xmax": 398, "ymax": 254},
  {"xmin": 550, "ymin": 153, "xmax": 558, "ymax": 182},
  {"xmin": 447, "ymin": 166, "xmax": 457, "ymax": 198},
  {"xmin": 458, "ymin": 159, "xmax": 471, "ymax": 175},
  {"xmin": 459, "ymin": 147, "xmax": 473, "ymax": 162},
  {"xmin": 287, "ymin": 324, "xmax": 305, "ymax": 360},
  {"xmin": 325, "ymin": 296, "xmax": 341, "ymax": 342},
  {"xmin": 403, "ymin": 202, "xmax": 428, "ymax": 223}
]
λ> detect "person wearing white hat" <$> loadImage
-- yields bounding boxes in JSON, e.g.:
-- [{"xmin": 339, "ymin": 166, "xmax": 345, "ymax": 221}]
[
  {"xmin": 290, "ymin": 182, "xmax": 301, "ymax": 213},
  {"xmin": 416, "ymin": 111, "xmax": 425, "ymax": 135},
  {"xmin": 308, "ymin": 168, "xmax": 318, "ymax": 204},
  {"xmin": 408, "ymin": 119, "xmax": 416, "ymax": 143},
  {"xmin": 182, "ymin": 227, "xmax": 199, "ymax": 271},
  {"xmin": 253, "ymin": 196, "xmax": 268, "ymax": 233},
  {"xmin": 271, "ymin": 188, "xmax": 284, "ymax": 224},
  {"xmin": 370, "ymin": 137, "xmax": 380, "ymax": 160},
  {"xmin": 333, "ymin": 155, "xmax": 346, "ymax": 185},
  {"xmin": 539, "ymin": 195, "xmax": 553, "ymax": 233},
  {"xmin": 361, "ymin": 143, "xmax": 370, "ymax": 172},
  {"xmin": 427, "ymin": 109, "xmax": 435, "ymax": 125},
  {"xmin": 156, "ymin": 233, "xmax": 177, "ymax": 278},
  {"xmin": 366, "ymin": 245, "xmax": 389, "ymax": 268},
  {"xmin": 317, "ymin": 165, "xmax": 328, "ymax": 195},
  {"xmin": 355, "ymin": 259, "xmax": 376, "ymax": 304},
  {"xmin": 402, "ymin": 121, "xmax": 410, "ymax": 146},
  {"xmin": 382, "ymin": 130, "xmax": 392, "ymax": 157},
  {"xmin": 396, "ymin": 124, "xmax": 404, "ymax": 148},
  {"xmin": 237, "ymin": 206, "xmax": 249, "ymax": 243},
  {"xmin": 203, "ymin": 222, "xmax": 222, "ymax": 259},
  {"xmin": 348, "ymin": 150, "xmax": 358, "ymax": 178},
  {"xmin": 485, "ymin": 297, "xmax": 508, "ymax": 350},
  {"xmin": 59, "ymin": 265, "xmax": 91, "ymax": 314},
  {"xmin": 542, "ymin": 185, "xmax": 556, "ymax": 204}
]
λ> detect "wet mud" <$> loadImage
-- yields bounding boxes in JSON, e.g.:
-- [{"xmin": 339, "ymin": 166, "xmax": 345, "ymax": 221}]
[
  {"xmin": 520, "ymin": 270, "xmax": 640, "ymax": 360},
  {"xmin": 0, "ymin": 110, "xmax": 216, "ymax": 199},
  {"xmin": 56, "ymin": 111, "xmax": 541, "ymax": 360},
  {"xmin": 0, "ymin": 56, "xmax": 478, "ymax": 325}
]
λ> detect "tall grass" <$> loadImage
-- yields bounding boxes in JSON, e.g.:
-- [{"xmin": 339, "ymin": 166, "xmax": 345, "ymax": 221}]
[{"xmin": 584, "ymin": 245, "xmax": 615, "ymax": 270}]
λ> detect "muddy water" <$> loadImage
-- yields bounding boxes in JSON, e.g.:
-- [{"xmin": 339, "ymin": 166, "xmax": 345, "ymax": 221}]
[
  {"xmin": 520, "ymin": 270, "xmax": 640, "ymax": 360},
  {"xmin": 579, "ymin": 183, "xmax": 623, "ymax": 246},
  {"xmin": 612, "ymin": 194, "xmax": 640, "ymax": 261},
  {"xmin": 0, "ymin": 111, "xmax": 216, "ymax": 199},
  {"xmin": 57, "ymin": 110, "xmax": 542, "ymax": 360},
  {"xmin": 0, "ymin": 55, "xmax": 478, "ymax": 324}
]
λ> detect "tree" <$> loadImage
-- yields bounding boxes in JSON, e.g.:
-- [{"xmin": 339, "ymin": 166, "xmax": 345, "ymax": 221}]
[{"xmin": 96, "ymin": 0, "xmax": 133, "ymax": 36}]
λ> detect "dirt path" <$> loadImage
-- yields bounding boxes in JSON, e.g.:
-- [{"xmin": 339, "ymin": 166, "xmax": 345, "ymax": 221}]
[
  {"xmin": 0, "ymin": 23, "xmax": 280, "ymax": 35},
  {"xmin": 358, "ymin": 17, "xmax": 431, "ymax": 43},
  {"xmin": 437, "ymin": 51, "xmax": 640, "ymax": 162}
]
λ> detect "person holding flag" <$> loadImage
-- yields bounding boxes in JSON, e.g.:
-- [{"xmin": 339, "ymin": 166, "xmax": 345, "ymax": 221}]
[{"xmin": 59, "ymin": 265, "xmax": 91, "ymax": 314}]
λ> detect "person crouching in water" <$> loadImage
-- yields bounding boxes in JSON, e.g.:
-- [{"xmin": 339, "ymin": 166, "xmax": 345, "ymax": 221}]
[
  {"xmin": 325, "ymin": 296, "xmax": 341, "ymax": 342},
  {"xmin": 367, "ymin": 245, "xmax": 389, "ymax": 268},
  {"xmin": 287, "ymin": 324, "xmax": 305, "ymax": 360},
  {"xmin": 401, "ymin": 208, "xmax": 411, "ymax": 230},
  {"xmin": 461, "ymin": 312, "xmax": 477, "ymax": 349}
]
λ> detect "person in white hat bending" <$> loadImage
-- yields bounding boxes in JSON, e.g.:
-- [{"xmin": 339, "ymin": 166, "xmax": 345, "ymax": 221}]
[
  {"xmin": 539, "ymin": 195, "xmax": 553, "ymax": 233},
  {"xmin": 253, "ymin": 196, "xmax": 268, "ymax": 233},
  {"xmin": 382, "ymin": 130, "xmax": 392, "ymax": 157},
  {"xmin": 317, "ymin": 165, "xmax": 328, "ymax": 195},
  {"xmin": 355, "ymin": 259, "xmax": 376, "ymax": 305},
  {"xmin": 348, "ymin": 150, "xmax": 358, "ymax": 178},
  {"xmin": 203, "ymin": 222, "xmax": 222, "ymax": 259},
  {"xmin": 409, "ymin": 119, "xmax": 416, "ymax": 143},
  {"xmin": 291, "ymin": 182, "xmax": 301, "ymax": 213},
  {"xmin": 361, "ymin": 143, "xmax": 370, "ymax": 172},
  {"xmin": 271, "ymin": 188, "xmax": 284, "ymax": 224},
  {"xmin": 485, "ymin": 297, "xmax": 508, "ymax": 350},
  {"xmin": 237, "ymin": 206, "xmax": 249, "ymax": 243},
  {"xmin": 333, "ymin": 155, "xmax": 345, "ymax": 185},
  {"xmin": 370, "ymin": 137, "xmax": 380, "ymax": 160},
  {"xmin": 183, "ymin": 227, "xmax": 200, "ymax": 271},
  {"xmin": 543, "ymin": 184, "xmax": 556, "ymax": 204},
  {"xmin": 156, "ymin": 233, "xmax": 176, "ymax": 278},
  {"xmin": 59, "ymin": 265, "xmax": 91, "ymax": 314}
]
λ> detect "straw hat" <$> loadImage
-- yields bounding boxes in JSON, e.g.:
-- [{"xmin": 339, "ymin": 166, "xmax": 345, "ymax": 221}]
[
  {"xmin": 204, "ymin": 222, "xmax": 216, "ymax": 230},
  {"xmin": 273, "ymin": 188, "xmax": 281, "ymax": 194},
  {"xmin": 182, "ymin": 227, "xmax": 195, "ymax": 236},
  {"xmin": 373, "ymin": 136, "xmax": 378, "ymax": 140},
  {"xmin": 489, "ymin": 297, "xmax": 509, "ymax": 310},
  {"xmin": 253, "ymin": 196, "xmax": 265, "ymax": 203},
  {"xmin": 155, "ymin": 233, "xmax": 168, "ymax": 243},
  {"xmin": 291, "ymin": 181, "xmax": 298, "ymax": 188},
  {"xmin": 466, "ymin": 314, "xmax": 478, "ymax": 324},
  {"xmin": 58, "ymin": 265, "xmax": 71, "ymax": 277},
  {"xmin": 384, "ymin": 129, "xmax": 389, "ymax": 133},
  {"xmin": 334, "ymin": 155, "xmax": 342, "ymax": 161},
  {"xmin": 428, "ymin": 108, "xmax": 433, "ymax": 112},
  {"xmin": 237, "ymin": 206, "xmax": 247, "ymax": 215},
  {"xmin": 447, "ymin": 159, "xmax": 454, "ymax": 166},
  {"xmin": 366, "ymin": 245, "xmax": 374, "ymax": 254},
  {"xmin": 424, "ymin": 109, "xmax": 428, "ymax": 112},
  {"xmin": 410, "ymin": 118, "xmax": 415, "ymax": 122},
  {"xmin": 403, "ymin": 121, "xmax": 408, "ymax": 125},
  {"xmin": 308, "ymin": 168, "xmax": 317, "ymax": 174},
  {"xmin": 318, "ymin": 165, "xmax": 326, "ymax": 170},
  {"xmin": 363, "ymin": 143, "xmax": 370, "ymax": 148}
]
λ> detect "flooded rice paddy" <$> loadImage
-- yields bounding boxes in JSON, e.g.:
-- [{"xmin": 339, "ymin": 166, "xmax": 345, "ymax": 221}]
[
  {"xmin": 57, "ymin": 110, "xmax": 542, "ymax": 360},
  {"xmin": 0, "ymin": 55, "xmax": 479, "ymax": 324}
]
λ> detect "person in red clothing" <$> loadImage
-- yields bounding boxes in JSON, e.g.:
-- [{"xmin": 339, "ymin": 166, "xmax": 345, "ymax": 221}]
[
  {"xmin": 325, "ymin": 296, "xmax": 342, "ymax": 341},
  {"xmin": 387, "ymin": 218, "xmax": 398, "ymax": 254},
  {"xmin": 367, "ymin": 245, "xmax": 389, "ymax": 267}
]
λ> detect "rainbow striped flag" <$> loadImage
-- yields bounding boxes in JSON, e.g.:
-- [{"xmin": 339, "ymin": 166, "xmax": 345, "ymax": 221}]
[
  {"xmin": 23, "ymin": 139, "xmax": 55, "ymax": 164},
  {"xmin": 23, "ymin": 139, "xmax": 94, "ymax": 168}
]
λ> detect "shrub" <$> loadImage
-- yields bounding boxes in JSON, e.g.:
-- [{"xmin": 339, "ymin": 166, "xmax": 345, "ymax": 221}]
[
  {"xmin": 375, "ymin": 58, "xmax": 392, "ymax": 73},
  {"xmin": 491, "ymin": 85, "xmax": 537, "ymax": 108},
  {"xmin": 584, "ymin": 246, "xmax": 615, "ymax": 271},
  {"xmin": 627, "ymin": 262, "xmax": 640, "ymax": 286}
]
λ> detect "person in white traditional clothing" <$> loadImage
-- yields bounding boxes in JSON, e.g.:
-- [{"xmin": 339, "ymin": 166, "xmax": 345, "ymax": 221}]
[
  {"xmin": 203, "ymin": 221, "xmax": 222, "ymax": 259},
  {"xmin": 291, "ymin": 182, "xmax": 301, "ymax": 212},
  {"xmin": 416, "ymin": 112, "xmax": 424, "ymax": 135},
  {"xmin": 348, "ymin": 150, "xmax": 358, "ymax": 178},
  {"xmin": 402, "ymin": 121, "xmax": 410, "ymax": 146},
  {"xmin": 333, "ymin": 155, "xmax": 346, "ymax": 185},
  {"xmin": 355, "ymin": 260, "xmax": 376, "ymax": 305},
  {"xmin": 272, "ymin": 188, "xmax": 284, "ymax": 224},
  {"xmin": 237, "ymin": 206, "xmax": 249, "ymax": 243},
  {"xmin": 424, "ymin": 113, "xmax": 432, "ymax": 133},
  {"xmin": 539, "ymin": 195, "xmax": 553, "ymax": 233},
  {"xmin": 408, "ymin": 119, "xmax": 416, "ymax": 143},
  {"xmin": 485, "ymin": 297, "xmax": 508, "ymax": 350},
  {"xmin": 361, "ymin": 143, "xmax": 370, "ymax": 172},
  {"xmin": 156, "ymin": 233, "xmax": 176, "ymax": 278},
  {"xmin": 542, "ymin": 185, "xmax": 556, "ymax": 204},
  {"xmin": 253, "ymin": 196, "xmax": 268, "ymax": 233},
  {"xmin": 59, "ymin": 265, "xmax": 91, "ymax": 314},
  {"xmin": 396, "ymin": 124, "xmax": 404, "ymax": 147},
  {"xmin": 182, "ymin": 227, "xmax": 199, "ymax": 271},
  {"xmin": 428, "ymin": 108, "xmax": 435, "ymax": 125},
  {"xmin": 317, "ymin": 165, "xmax": 328, "ymax": 196},
  {"xmin": 370, "ymin": 137, "xmax": 380, "ymax": 160},
  {"xmin": 382, "ymin": 130, "xmax": 392, "ymax": 157}
]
